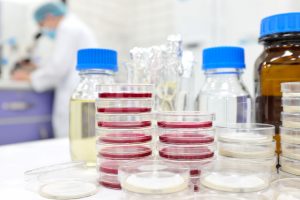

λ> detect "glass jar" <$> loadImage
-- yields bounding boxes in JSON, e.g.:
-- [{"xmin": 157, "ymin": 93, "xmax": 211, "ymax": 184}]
[
  {"xmin": 69, "ymin": 48, "xmax": 117, "ymax": 166},
  {"xmin": 255, "ymin": 13, "xmax": 300, "ymax": 153}
]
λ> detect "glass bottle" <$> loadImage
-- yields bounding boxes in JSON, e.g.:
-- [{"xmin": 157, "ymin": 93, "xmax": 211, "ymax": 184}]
[
  {"xmin": 69, "ymin": 48, "xmax": 117, "ymax": 166},
  {"xmin": 255, "ymin": 13, "xmax": 300, "ymax": 152},
  {"xmin": 197, "ymin": 46, "xmax": 251, "ymax": 125}
]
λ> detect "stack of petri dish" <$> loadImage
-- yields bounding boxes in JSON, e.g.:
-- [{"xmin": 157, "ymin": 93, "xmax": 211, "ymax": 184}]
[
  {"xmin": 156, "ymin": 112, "xmax": 216, "ymax": 191},
  {"xmin": 216, "ymin": 123, "xmax": 277, "ymax": 180},
  {"xmin": 280, "ymin": 82, "xmax": 300, "ymax": 178},
  {"xmin": 96, "ymin": 84, "xmax": 154, "ymax": 189}
]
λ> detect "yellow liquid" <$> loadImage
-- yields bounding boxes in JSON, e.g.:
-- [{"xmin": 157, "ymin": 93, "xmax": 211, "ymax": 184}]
[{"xmin": 69, "ymin": 99, "xmax": 96, "ymax": 166}]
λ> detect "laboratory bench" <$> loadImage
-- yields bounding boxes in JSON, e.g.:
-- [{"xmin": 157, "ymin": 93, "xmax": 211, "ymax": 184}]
[
  {"xmin": 0, "ymin": 80, "xmax": 54, "ymax": 145},
  {"xmin": 0, "ymin": 138, "xmax": 123, "ymax": 199}
]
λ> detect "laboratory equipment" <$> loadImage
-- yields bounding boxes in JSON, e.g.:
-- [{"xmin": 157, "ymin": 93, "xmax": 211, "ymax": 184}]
[
  {"xmin": 280, "ymin": 156, "xmax": 300, "ymax": 176},
  {"xmin": 255, "ymin": 13, "xmax": 300, "ymax": 151},
  {"xmin": 24, "ymin": 161, "xmax": 98, "ymax": 200},
  {"xmin": 264, "ymin": 178, "xmax": 300, "ymax": 200},
  {"xmin": 280, "ymin": 127, "xmax": 300, "ymax": 144},
  {"xmin": 282, "ymin": 97, "xmax": 300, "ymax": 112},
  {"xmin": 197, "ymin": 46, "xmax": 251, "ymax": 125},
  {"xmin": 69, "ymin": 48, "xmax": 117, "ymax": 166},
  {"xmin": 281, "ymin": 112, "xmax": 300, "ymax": 129},
  {"xmin": 118, "ymin": 160, "xmax": 190, "ymax": 199},
  {"xmin": 282, "ymin": 143, "xmax": 300, "ymax": 160}
]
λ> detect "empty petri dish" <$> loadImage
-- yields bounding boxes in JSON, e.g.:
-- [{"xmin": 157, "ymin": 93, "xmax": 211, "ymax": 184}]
[
  {"xmin": 97, "ymin": 144, "xmax": 152, "ymax": 159},
  {"xmin": 280, "ymin": 156, "xmax": 300, "ymax": 176},
  {"xmin": 282, "ymin": 97, "xmax": 300, "ymax": 112},
  {"xmin": 216, "ymin": 123, "xmax": 274, "ymax": 143},
  {"xmin": 267, "ymin": 178, "xmax": 300, "ymax": 200},
  {"xmin": 119, "ymin": 160, "xmax": 190, "ymax": 195},
  {"xmin": 280, "ymin": 127, "xmax": 300, "ymax": 144},
  {"xmin": 98, "ymin": 172, "xmax": 121, "ymax": 190},
  {"xmin": 157, "ymin": 112, "xmax": 214, "ymax": 129},
  {"xmin": 281, "ymin": 112, "xmax": 300, "ymax": 129},
  {"xmin": 97, "ymin": 84, "xmax": 153, "ymax": 99},
  {"xmin": 24, "ymin": 162, "xmax": 98, "ymax": 200},
  {"xmin": 218, "ymin": 141, "xmax": 276, "ymax": 159},
  {"xmin": 282, "ymin": 142, "xmax": 300, "ymax": 160},
  {"xmin": 200, "ymin": 160, "xmax": 271, "ymax": 193},
  {"xmin": 281, "ymin": 82, "xmax": 300, "ymax": 95},
  {"xmin": 96, "ymin": 99, "xmax": 152, "ymax": 113},
  {"xmin": 158, "ymin": 143, "xmax": 215, "ymax": 160},
  {"xmin": 158, "ymin": 128, "xmax": 215, "ymax": 144}
]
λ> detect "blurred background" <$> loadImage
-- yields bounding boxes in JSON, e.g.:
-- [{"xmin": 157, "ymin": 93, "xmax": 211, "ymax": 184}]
[{"xmin": 0, "ymin": 0, "xmax": 299, "ymax": 145}]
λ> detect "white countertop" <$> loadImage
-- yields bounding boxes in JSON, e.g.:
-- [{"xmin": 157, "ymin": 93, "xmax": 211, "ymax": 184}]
[{"xmin": 0, "ymin": 138, "xmax": 123, "ymax": 200}]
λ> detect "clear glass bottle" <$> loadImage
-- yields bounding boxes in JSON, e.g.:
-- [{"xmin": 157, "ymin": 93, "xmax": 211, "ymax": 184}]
[
  {"xmin": 196, "ymin": 46, "xmax": 251, "ymax": 125},
  {"xmin": 69, "ymin": 49, "xmax": 117, "ymax": 166}
]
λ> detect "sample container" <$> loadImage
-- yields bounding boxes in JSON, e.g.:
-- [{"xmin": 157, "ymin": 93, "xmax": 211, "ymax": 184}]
[
  {"xmin": 96, "ymin": 99, "xmax": 152, "ymax": 113},
  {"xmin": 280, "ymin": 156, "xmax": 300, "ymax": 176},
  {"xmin": 280, "ymin": 127, "xmax": 300, "ymax": 144},
  {"xmin": 98, "ymin": 84, "xmax": 153, "ymax": 99},
  {"xmin": 97, "ymin": 113, "xmax": 152, "ymax": 128},
  {"xmin": 281, "ymin": 143, "xmax": 300, "ymax": 160},
  {"xmin": 282, "ymin": 97, "xmax": 300, "ymax": 112},
  {"xmin": 281, "ymin": 112, "xmax": 300, "ymax": 129},
  {"xmin": 281, "ymin": 82, "xmax": 300, "ymax": 97}
]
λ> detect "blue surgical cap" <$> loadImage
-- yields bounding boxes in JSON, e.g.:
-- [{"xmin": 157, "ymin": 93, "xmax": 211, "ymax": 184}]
[{"xmin": 34, "ymin": 2, "xmax": 67, "ymax": 23}]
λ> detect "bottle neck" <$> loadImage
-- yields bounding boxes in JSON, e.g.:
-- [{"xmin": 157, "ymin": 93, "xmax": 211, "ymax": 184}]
[
  {"xmin": 79, "ymin": 69, "xmax": 114, "ymax": 79},
  {"xmin": 205, "ymin": 68, "xmax": 242, "ymax": 79},
  {"xmin": 260, "ymin": 32, "xmax": 300, "ymax": 49}
]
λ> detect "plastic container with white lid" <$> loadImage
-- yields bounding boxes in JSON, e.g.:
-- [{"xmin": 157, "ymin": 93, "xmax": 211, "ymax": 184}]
[
  {"xmin": 157, "ymin": 112, "xmax": 214, "ymax": 129},
  {"xmin": 280, "ymin": 156, "xmax": 300, "ymax": 176},
  {"xmin": 158, "ymin": 142, "xmax": 215, "ymax": 161},
  {"xmin": 282, "ymin": 97, "xmax": 300, "ymax": 112},
  {"xmin": 95, "ymin": 98, "xmax": 153, "ymax": 113},
  {"xmin": 24, "ymin": 162, "xmax": 98, "ymax": 200},
  {"xmin": 281, "ymin": 82, "xmax": 300, "ymax": 96},
  {"xmin": 281, "ymin": 112, "xmax": 300, "ymax": 128},
  {"xmin": 218, "ymin": 141, "xmax": 276, "ymax": 159},
  {"xmin": 97, "ymin": 142, "xmax": 153, "ymax": 160},
  {"xmin": 216, "ymin": 123, "xmax": 275, "ymax": 143},
  {"xmin": 264, "ymin": 178, "xmax": 300, "ymax": 200},
  {"xmin": 200, "ymin": 160, "xmax": 271, "ymax": 193},
  {"xmin": 158, "ymin": 128, "xmax": 215, "ymax": 144},
  {"xmin": 96, "ymin": 113, "xmax": 153, "ymax": 128},
  {"xmin": 282, "ymin": 142, "xmax": 300, "ymax": 160},
  {"xmin": 96, "ymin": 128, "xmax": 153, "ymax": 144},
  {"xmin": 280, "ymin": 127, "xmax": 300, "ymax": 144},
  {"xmin": 97, "ymin": 84, "xmax": 153, "ymax": 99},
  {"xmin": 119, "ymin": 160, "xmax": 190, "ymax": 197}
]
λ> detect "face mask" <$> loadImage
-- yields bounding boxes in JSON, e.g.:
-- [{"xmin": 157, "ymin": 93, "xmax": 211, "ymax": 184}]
[{"xmin": 41, "ymin": 28, "xmax": 56, "ymax": 40}]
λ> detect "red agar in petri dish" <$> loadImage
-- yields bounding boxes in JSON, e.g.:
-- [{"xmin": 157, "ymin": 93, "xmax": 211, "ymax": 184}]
[
  {"xmin": 159, "ymin": 146, "xmax": 214, "ymax": 160},
  {"xmin": 190, "ymin": 169, "xmax": 201, "ymax": 176},
  {"xmin": 99, "ymin": 145, "xmax": 152, "ymax": 159},
  {"xmin": 99, "ymin": 175, "xmax": 121, "ymax": 190},
  {"xmin": 98, "ymin": 121, "xmax": 151, "ymax": 128},
  {"xmin": 157, "ymin": 121, "xmax": 212, "ymax": 129},
  {"xmin": 159, "ymin": 133, "xmax": 214, "ymax": 144},
  {"xmin": 97, "ymin": 107, "xmax": 151, "ymax": 113},
  {"xmin": 99, "ymin": 93, "xmax": 152, "ymax": 98},
  {"xmin": 100, "ymin": 133, "xmax": 152, "ymax": 144},
  {"xmin": 99, "ymin": 161, "xmax": 119, "ymax": 174}
]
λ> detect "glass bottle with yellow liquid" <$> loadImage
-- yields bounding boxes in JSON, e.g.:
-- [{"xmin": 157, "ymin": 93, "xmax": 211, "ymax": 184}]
[
  {"xmin": 70, "ymin": 48, "xmax": 117, "ymax": 166},
  {"xmin": 255, "ymin": 13, "xmax": 300, "ymax": 153}
]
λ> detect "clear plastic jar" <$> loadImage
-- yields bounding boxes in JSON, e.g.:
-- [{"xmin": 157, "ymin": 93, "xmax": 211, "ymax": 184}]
[
  {"xmin": 196, "ymin": 46, "xmax": 251, "ymax": 125},
  {"xmin": 69, "ymin": 49, "xmax": 117, "ymax": 166}
]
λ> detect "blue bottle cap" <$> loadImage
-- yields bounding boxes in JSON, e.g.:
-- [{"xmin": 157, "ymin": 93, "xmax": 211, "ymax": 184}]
[
  {"xmin": 260, "ymin": 12, "xmax": 300, "ymax": 38},
  {"xmin": 202, "ymin": 46, "xmax": 245, "ymax": 70},
  {"xmin": 76, "ymin": 48, "xmax": 118, "ymax": 71}
]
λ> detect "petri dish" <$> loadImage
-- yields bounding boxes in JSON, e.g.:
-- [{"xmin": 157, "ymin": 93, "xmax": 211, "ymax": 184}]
[
  {"xmin": 282, "ymin": 97, "xmax": 300, "ymax": 112},
  {"xmin": 280, "ymin": 156, "xmax": 300, "ymax": 176},
  {"xmin": 157, "ymin": 112, "xmax": 214, "ymax": 129},
  {"xmin": 96, "ymin": 113, "xmax": 152, "ymax": 128},
  {"xmin": 216, "ymin": 123, "xmax": 274, "ymax": 143},
  {"xmin": 278, "ymin": 170, "xmax": 299, "ymax": 179},
  {"xmin": 96, "ymin": 99, "xmax": 152, "ymax": 113},
  {"xmin": 200, "ymin": 160, "xmax": 270, "ymax": 193},
  {"xmin": 119, "ymin": 160, "xmax": 189, "ymax": 195},
  {"xmin": 98, "ymin": 132, "xmax": 152, "ymax": 144},
  {"xmin": 282, "ymin": 142, "xmax": 300, "ymax": 160},
  {"xmin": 97, "ymin": 144, "xmax": 152, "ymax": 159},
  {"xmin": 267, "ymin": 178, "xmax": 300, "ymax": 200},
  {"xmin": 158, "ymin": 128, "xmax": 215, "ymax": 144},
  {"xmin": 280, "ymin": 127, "xmax": 300, "ymax": 144},
  {"xmin": 98, "ymin": 172, "xmax": 121, "ymax": 190},
  {"xmin": 281, "ymin": 112, "xmax": 300, "ymax": 128},
  {"xmin": 281, "ymin": 82, "xmax": 300, "ymax": 94},
  {"xmin": 218, "ymin": 141, "xmax": 276, "ymax": 159},
  {"xmin": 97, "ymin": 84, "xmax": 153, "ymax": 99},
  {"xmin": 24, "ymin": 162, "xmax": 98, "ymax": 200},
  {"xmin": 158, "ymin": 143, "xmax": 215, "ymax": 160}
]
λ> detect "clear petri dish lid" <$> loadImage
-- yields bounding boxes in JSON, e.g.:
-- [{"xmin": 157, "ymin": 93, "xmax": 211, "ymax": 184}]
[
  {"xmin": 24, "ymin": 162, "xmax": 98, "ymax": 200},
  {"xmin": 280, "ymin": 126, "xmax": 300, "ymax": 144},
  {"xmin": 268, "ymin": 178, "xmax": 300, "ymax": 200},
  {"xmin": 157, "ymin": 112, "xmax": 214, "ymax": 129},
  {"xmin": 281, "ymin": 82, "xmax": 300, "ymax": 93},
  {"xmin": 97, "ymin": 84, "xmax": 154, "ymax": 99},
  {"xmin": 282, "ymin": 97, "xmax": 300, "ymax": 106},
  {"xmin": 119, "ymin": 160, "xmax": 190, "ymax": 195},
  {"xmin": 216, "ymin": 123, "xmax": 275, "ymax": 143}
]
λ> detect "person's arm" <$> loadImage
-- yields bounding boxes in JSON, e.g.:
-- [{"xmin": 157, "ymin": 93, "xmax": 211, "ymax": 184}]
[{"xmin": 30, "ymin": 29, "xmax": 76, "ymax": 92}]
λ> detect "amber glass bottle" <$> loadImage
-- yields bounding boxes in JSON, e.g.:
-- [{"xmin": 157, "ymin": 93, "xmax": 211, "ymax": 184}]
[{"xmin": 255, "ymin": 13, "xmax": 300, "ymax": 153}]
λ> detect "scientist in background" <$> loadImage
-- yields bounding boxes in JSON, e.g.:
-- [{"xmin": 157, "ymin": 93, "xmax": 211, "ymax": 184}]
[{"xmin": 12, "ymin": 2, "xmax": 98, "ymax": 138}]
